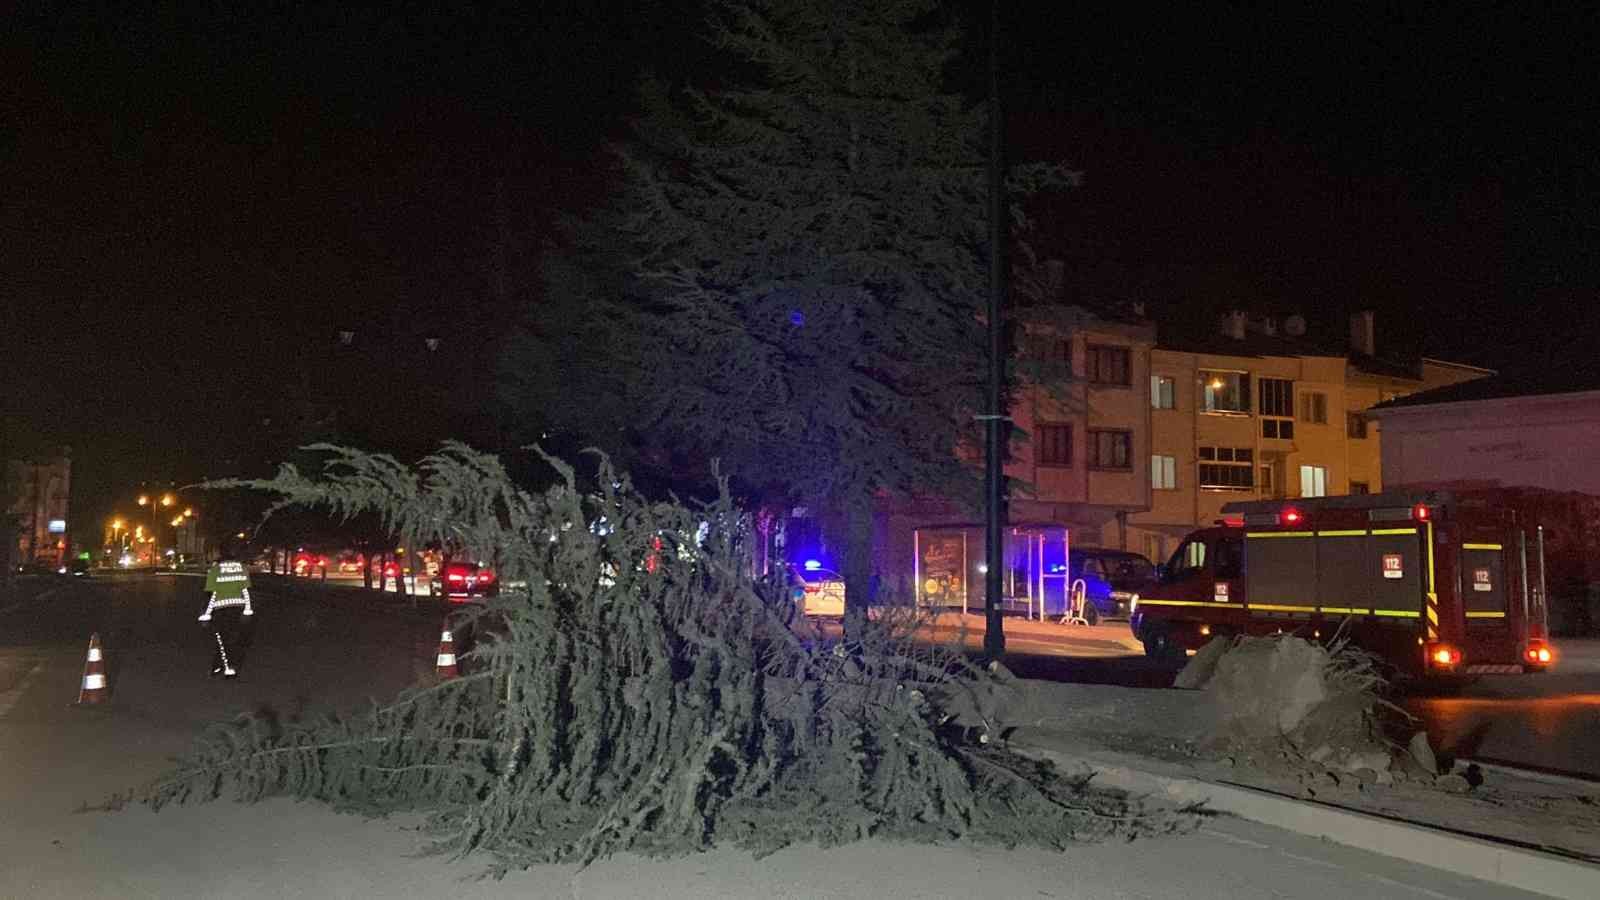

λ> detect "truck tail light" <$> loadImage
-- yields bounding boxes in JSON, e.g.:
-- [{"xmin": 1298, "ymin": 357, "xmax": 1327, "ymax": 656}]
[
  {"xmin": 1282, "ymin": 509, "xmax": 1303, "ymax": 525},
  {"xmin": 1412, "ymin": 504, "xmax": 1431, "ymax": 521},
  {"xmin": 1426, "ymin": 643, "xmax": 1461, "ymax": 668},
  {"xmin": 1524, "ymin": 641, "xmax": 1553, "ymax": 665}
]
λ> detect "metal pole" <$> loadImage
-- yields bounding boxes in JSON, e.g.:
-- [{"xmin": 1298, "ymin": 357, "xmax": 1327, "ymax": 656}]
[{"xmin": 981, "ymin": 0, "xmax": 1008, "ymax": 659}]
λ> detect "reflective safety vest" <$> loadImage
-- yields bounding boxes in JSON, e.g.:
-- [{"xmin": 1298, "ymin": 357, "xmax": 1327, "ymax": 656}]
[{"xmin": 201, "ymin": 561, "xmax": 254, "ymax": 618}]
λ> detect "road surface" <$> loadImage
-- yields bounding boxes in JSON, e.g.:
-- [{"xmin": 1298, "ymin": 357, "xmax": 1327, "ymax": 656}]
[{"xmin": 0, "ymin": 574, "xmax": 1549, "ymax": 898}]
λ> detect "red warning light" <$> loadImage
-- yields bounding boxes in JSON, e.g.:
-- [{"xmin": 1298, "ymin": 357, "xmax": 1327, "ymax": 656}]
[
  {"xmin": 1413, "ymin": 504, "xmax": 1431, "ymax": 521},
  {"xmin": 1282, "ymin": 509, "xmax": 1303, "ymax": 525}
]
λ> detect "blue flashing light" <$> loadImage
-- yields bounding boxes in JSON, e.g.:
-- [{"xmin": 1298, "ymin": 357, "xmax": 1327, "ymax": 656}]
[
  {"xmin": 803, "ymin": 559, "xmax": 822, "ymax": 572},
  {"xmin": 788, "ymin": 310, "xmax": 805, "ymax": 327}
]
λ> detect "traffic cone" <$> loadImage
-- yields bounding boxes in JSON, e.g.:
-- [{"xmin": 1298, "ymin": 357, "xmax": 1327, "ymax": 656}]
[
  {"xmin": 434, "ymin": 623, "xmax": 458, "ymax": 679},
  {"xmin": 78, "ymin": 633, "xmax": 109, "ymax": 705}
]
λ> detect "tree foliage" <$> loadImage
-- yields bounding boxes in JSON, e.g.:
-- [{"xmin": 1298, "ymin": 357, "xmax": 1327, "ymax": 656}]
[
  {"xmin": 499, "ymin": 0, "xmax": 1076, "ymax": 610},
  {"xmin": 130, "ymin": 444, "xmax": 1194, "ymax": 873}
]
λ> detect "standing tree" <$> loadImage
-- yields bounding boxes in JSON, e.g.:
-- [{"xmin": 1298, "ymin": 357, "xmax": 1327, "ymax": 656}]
[{"xmin": 505, "ymin": 0, "xmax": 1071, "ymax": 617}]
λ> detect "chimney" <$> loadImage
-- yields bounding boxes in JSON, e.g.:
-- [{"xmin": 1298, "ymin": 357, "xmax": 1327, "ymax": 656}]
[
  {"xmin": 1349, "ymin": 310, "xmax": 1376, "ymax": 356},
  {"xmin": 1220, "ymin": 309, "xmax": 1247, "ymax": 340}
]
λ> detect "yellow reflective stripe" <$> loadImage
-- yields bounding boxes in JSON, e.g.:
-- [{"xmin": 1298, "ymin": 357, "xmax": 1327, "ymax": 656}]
[
  {"xmin": 1371, "ymin": 528, "xmax": 1418, "ymax": 535},
  {"xmin": 1373, "ymin": 609, "xmax": 1421, "ymax": 618},
  {"xmin": 1136, "ymin": 598, "xmax": 1236, "ymax": 608},
  {"xmin": 1425, "ymin": 522, "xmax": 1436, "ymax": 595},
  {"xmin": 1466, "ymin": 610, "xmax": 1507, "ymax": 619},
  {"xmin": 1317, "ymin": 606, "xmax": 1364, "ymax": 614},
  {"xmin": 1246, "ymin": 531, "xmax": 1315, "ymax": 538},
  {"xmin": 1248, "ymin": 603, "xmax": 1316, "ymax": 612},
  {"xmin": 1463, "ymin": 543, "xmax": 1503, "ymax": 551},
  {"xmin": 1317, "ymin": 530, "xmax": 1368, "ymax": 537}
]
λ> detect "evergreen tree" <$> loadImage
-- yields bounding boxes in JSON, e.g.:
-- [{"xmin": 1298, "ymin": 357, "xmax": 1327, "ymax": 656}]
[{"xmin": 506, "ymin": 0, "xmax": 1071, "ymax": 615}]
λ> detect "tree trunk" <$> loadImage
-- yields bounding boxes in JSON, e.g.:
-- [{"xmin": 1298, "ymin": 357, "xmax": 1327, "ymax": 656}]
[{"xmin": 842, "ymin": 495, "xmax": 875, "ymax": 633}]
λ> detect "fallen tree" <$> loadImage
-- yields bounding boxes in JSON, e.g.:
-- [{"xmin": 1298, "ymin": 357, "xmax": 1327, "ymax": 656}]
[{"xmin": 122, "ymin": 443, "xmax": 1196, "ymax": 874}]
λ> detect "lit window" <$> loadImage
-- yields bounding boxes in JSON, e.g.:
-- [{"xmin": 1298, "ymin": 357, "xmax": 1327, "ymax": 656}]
[
  {"xmin": 1152, "ymin": 454, "xmax": 1177, "ymax": 489},
  {"xmin": 1200, "ymin": 371, "xmax": 1250, "ymax": 414},
  {"xmin": 1300, "ymin": 465, "xmax": 1328, "ymax": 498},
  {"xmin": 1151, "ymin": 375, "xmax": 1176, "ymax": 410}
]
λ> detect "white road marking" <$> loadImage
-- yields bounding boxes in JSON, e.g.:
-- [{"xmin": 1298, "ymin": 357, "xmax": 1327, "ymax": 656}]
[{"xmin": 1200, "ymin": 827, "xmax": 1269, "ymax": 849}]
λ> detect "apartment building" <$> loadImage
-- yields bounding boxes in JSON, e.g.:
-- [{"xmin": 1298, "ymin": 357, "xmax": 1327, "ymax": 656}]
[
  {"xmin": 877, "ymin": 306, "xmax": 1156, "ymax": 607},
  {"xmin": 1123, "ymin": 311, "xmax": 1489, "ymax": 565}
]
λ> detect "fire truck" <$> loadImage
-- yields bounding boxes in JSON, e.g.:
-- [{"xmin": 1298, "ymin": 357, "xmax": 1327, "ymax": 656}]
[{"xmin": 1129, "ymin": 491, "xmax": 1555, "ymax": 678}]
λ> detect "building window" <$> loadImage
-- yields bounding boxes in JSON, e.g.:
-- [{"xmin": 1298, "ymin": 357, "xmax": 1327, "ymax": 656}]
[
  {"xmin": 1151, "ymin": 375, "xmax": 1176, "ymax": 409},
  {"xmin": 1088, "ymin": 430, "xmax": 1132, "ymax": 469},
  {"xmin": 1199, "ymin": 446, "xmax": 1254, "ymax": 490},
  {"xmin": 1086, "ymin": 345, "xmax": 1131, "ymax": 385},
  {"xmin": 1260, "ymin": 464, "xmax": 1277, "ymax": 496},
  {"xmin": 1300, "ymin": 391, "xmax": 1328, "ymax": 424},
  {"xmin": 1200, "ymin": 371, "xmax": 1250, "ymax": 414},
  {"xmin": 1300, "ymin": 464, "xmax": 1328, "ymax": 498},
  {"xmin": 1142, "ymin": 533, "xmax": 1165, "ymax": 564},
  {"xmin": 1347, "ymin": 412, "xmax": 1369, "ymax": 439},
  {"xmin": 1349, "ymin": 481, "xmax": 1370, "ymax": 495},
  {"xmin": 1152, "ymin": 454, "xmax": 1177, "ymax": 489},
  {"xmin": 1035, "ymin": 423, "xmax": 1073, "ymax": 467},
  {"xmin": 1259, "ymin": 378, "xmax": 1294, "ymax": 416},
  {"xmin": 1262, "ymin": 418, "xmax": 1295, "ymax": 439}
]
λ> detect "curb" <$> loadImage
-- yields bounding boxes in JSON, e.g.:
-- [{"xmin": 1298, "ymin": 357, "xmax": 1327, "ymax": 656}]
[{"xmin": 1015, "ymin": 742, "xmax": 1600, "ymax": 900}]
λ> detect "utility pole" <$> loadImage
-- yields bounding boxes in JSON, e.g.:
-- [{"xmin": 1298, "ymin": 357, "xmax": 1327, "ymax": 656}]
[{"xmin": 982, "ymin": 0, "xmax": 1008, "ymax": 659}]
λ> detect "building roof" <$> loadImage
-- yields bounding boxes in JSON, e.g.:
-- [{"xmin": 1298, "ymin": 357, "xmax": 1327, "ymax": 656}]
[
  {"xmin": 1155, "ymin": 329, "xmax": 1432, "ymax": 380},
  {"xmin": 1372, "ymin": 368, "xmax": 1600, "ymax": 411}
]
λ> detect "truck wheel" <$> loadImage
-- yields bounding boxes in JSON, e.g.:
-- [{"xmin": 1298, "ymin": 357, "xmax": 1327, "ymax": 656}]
[{"xmin": 1142, "ymin": 626, "xmax": 1182, "ymax": 660}]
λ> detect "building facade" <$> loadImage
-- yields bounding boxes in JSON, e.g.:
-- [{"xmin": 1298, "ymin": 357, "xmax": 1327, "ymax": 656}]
[
  {"xmin": 876, "ymin": 308, "xmax": 1157, "ymax": 606},
  {"xmin": 1370, "ymin": 385, "xmax": 1600, "ymax": 496},
  {"xmin": 1122, "ymin": 313, "xmax": 1488, "ymax": 566},
  {"xmin": 6, "ymin": 451, "xmax": 72, "ymax": 569}
]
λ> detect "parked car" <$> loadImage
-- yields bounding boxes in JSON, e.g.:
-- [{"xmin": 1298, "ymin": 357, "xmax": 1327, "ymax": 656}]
[
  {"xmin": 788, "ymin": 562, "xmax": 846, "ymax": 618},
  {"xmin": 1068, "ymin": 548, "xmax": 1159, "ymax": 623},
  {"xmin": 70, "ymin": 558, "xmax": 92, "ymax": 577},
  {"xmin": 429, "ymin": 559, "xmax": 498, "ymax": 603}
]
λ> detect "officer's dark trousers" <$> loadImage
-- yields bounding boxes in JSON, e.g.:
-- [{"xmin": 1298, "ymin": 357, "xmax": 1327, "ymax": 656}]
[{"xmin": 207, "ymin": 606, "xmax": 253, "ymax": 675}]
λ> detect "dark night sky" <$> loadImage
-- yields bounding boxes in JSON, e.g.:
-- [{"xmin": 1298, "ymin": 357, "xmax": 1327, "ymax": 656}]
[{"xmin": 5, "ymin": 2, "xmax": 1598, "ymax": 530}]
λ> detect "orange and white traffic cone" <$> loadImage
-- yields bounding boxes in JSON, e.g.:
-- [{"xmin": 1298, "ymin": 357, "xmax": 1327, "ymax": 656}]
[
  {"xmin": 78, "ymin": 633, "xmax": 108, "ymax": 705},
  {"xmin": 435, "ymin": 623, "xmax": 458, "ymax": 679}
]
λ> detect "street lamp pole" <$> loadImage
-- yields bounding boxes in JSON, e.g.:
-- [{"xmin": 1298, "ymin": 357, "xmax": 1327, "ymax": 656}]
[{"xmin": 982, "ymin": 0, "xmax": 1009, "ymax": 659}]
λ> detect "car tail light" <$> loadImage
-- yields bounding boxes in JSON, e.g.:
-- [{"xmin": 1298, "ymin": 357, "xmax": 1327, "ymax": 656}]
[
  {"xmin": 383, "ymin": 562, "xmax": 398, "ymax": 577},
  {"xmin": 477, "ymin": 569, "xmax": 495, "ymax": 584},
  {"xmin": 1426, "ymin": 643, "xmax": 1461, "ymax": 668},
  {"xmin": 448, "ymin": 572, "xmax": 466, "ymax": 583}
]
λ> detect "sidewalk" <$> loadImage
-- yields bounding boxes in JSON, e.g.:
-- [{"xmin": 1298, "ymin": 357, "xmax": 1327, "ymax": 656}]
[{"xmin": 959, "ymin": 678, "xmax": 1600, "ymax": 899}]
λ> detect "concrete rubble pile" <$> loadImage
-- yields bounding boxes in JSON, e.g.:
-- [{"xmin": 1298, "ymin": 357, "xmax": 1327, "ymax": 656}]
[{"xmin": 1177, "ymin": 634, "xmax": 1463, "ymax": 793}]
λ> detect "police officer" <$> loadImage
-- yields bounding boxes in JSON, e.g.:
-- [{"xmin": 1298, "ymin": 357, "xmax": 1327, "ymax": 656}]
[{"xmin": 199, "ymin": 556, "xmax": 254, "ymax": 677}]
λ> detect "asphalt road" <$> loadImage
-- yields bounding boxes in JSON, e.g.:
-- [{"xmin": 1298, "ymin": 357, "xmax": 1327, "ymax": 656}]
[{"xmin": 0, "ymin": 574, "xmax": 1546, "ymax": 898}]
